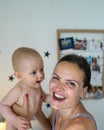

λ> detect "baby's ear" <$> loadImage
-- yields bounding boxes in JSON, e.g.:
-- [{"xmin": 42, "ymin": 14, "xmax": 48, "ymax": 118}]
[{"xmin": 14, "ymin": 71, "xmax": 23, "ymax": 80}]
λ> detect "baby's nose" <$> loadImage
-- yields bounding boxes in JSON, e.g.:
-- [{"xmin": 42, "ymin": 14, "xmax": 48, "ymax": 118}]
[{"xmin": 37, "ymin": 72, "xmax": 43, "ymax": 78}]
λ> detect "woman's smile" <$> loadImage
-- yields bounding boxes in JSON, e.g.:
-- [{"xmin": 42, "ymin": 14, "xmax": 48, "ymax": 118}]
[{"xmin": 53, "ymin": 92, "xmax": 66, "ymax": 101}]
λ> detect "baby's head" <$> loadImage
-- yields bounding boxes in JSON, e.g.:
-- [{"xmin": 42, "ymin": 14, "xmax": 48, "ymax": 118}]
[{"xmin": 12, "ymin": 47, "xmax": 43, "ymax": 73}]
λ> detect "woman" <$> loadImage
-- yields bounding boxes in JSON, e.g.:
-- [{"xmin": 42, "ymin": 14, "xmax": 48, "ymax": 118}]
[
  {"xmin": 12, "ymin": 54, "xmax": 97, "ymax": 130},
  {"xmin": 48, "ymin": 54, "xmax": 97, "ymax": 130}
]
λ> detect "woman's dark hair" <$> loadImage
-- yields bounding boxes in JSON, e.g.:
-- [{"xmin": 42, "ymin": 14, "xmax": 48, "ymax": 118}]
[{"xmin": 58, "ymin": 54, "xmax": 91, "ymax": 88}]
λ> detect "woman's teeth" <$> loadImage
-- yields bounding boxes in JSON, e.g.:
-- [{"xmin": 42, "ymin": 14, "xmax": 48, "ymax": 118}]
[{"xmin": 54, "ymin": 93, "xmax": 66, "ymax": 100}]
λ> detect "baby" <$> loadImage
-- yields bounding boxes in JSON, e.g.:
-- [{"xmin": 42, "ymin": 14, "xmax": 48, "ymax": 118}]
[{"xmin": 0, "ymin": 47, "xmax": 50, "ymax": 130}]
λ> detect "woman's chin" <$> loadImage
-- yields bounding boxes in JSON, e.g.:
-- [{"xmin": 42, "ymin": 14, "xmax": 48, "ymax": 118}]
[{"xmin": 51, "ymin": 101, "xmax": 61, "ymax": 110}]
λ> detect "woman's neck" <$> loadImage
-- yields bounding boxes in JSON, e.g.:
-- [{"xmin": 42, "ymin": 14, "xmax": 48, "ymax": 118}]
[{"xmin": 57, "ymin": 101, "xmax": 85, "ymax": 120}]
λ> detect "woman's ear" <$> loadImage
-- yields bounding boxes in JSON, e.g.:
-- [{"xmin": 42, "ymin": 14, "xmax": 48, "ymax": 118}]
[
  {"xmin": 14, "ymin": 72, "xmax": 23, "ymax": 81},
  {"xmin": 80, "ymin": 87, "xmax": 88, "ymax": 98}
]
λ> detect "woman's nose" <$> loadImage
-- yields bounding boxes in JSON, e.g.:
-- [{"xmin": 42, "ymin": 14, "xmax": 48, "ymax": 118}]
[{"xmin": 56, "ymin": 81, "xmax": 66, "ymax": 89}]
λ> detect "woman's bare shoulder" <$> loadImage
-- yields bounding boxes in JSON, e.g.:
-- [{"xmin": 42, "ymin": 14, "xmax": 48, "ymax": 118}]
[{"xmin": 63, "ymin": 116, "xmax": 96, "ymax": 130}]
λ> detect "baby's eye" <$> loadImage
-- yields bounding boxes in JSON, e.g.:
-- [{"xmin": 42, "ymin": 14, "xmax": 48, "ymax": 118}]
[
  {"xmin": 40, "ymin": 68, "xmax": 44, "ymax": 72},
  {"xmin": 31, "ymin": 71, "xmax": 36, "ymax": 75}
]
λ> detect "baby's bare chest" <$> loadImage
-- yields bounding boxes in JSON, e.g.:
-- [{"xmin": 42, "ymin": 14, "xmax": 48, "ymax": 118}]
[
  {"xmin": 28, "ymin": 90, "xmax": 42, "ymax": 113},
  {"xmin": 17, "ymin": 88, "xmax": 42, "ymax": 116}
]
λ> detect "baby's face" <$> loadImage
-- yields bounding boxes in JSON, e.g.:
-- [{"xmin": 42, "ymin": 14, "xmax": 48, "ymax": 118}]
[{"xmin": 18, "ymin": 56, "xmax": 44, "ymax": 88}]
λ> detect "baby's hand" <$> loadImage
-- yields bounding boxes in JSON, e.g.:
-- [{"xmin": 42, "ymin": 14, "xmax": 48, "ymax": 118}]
[{"xmin": 13, "ymin": 116, "xmax": 30, "ymax": 130}]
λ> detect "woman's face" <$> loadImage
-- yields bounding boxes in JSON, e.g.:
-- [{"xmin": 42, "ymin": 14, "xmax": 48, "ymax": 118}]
[{"xmin": 49, "ymin": 61, "xmax": 87, "ymax": 110}]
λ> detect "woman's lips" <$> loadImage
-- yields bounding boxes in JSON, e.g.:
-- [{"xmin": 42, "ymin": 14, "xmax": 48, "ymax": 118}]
[{"xmin": 53, "ymin": 92, "xmax": 66, "ymax": 101}]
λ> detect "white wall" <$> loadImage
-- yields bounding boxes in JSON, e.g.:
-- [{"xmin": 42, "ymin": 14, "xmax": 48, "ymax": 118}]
[{"xmin": 0, "ymin": 0, "xmax": 104, "ymax": 130}]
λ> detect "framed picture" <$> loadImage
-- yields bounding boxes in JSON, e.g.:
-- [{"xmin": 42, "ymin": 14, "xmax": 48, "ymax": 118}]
[
  {"xmin": 57, "ymin": 29, "xmax": 104, "ymax": 99},
  {"xmin": 59, "ymin": 37, "xmax": 74, "ymax": 50}
]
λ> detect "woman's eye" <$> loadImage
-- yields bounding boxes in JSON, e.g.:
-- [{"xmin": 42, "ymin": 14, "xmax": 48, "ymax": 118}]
[
  {"xmin": 67, "ymin": 81, "xmax": 76, "ymax": 87},
  {"xmin": 52, "ymin": 76, "xmax": 59, "ymax": 81}
]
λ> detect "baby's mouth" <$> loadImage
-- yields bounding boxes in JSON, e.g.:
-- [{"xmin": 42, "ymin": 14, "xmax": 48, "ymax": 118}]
[
  {"xmin": 37, "ymin": 80, "xmax": 41, "ymax": 83},
  {"xmin": 53, "ymin": 92, "xmax": 66, "ymax": 101}
]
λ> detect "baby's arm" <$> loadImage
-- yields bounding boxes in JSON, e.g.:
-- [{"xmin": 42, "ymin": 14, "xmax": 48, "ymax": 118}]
[{"xmin": 0, "ymin": 86, "xmax": 29, "ymax": 130}]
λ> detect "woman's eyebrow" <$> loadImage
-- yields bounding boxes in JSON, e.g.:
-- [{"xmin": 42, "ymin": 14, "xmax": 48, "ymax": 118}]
[{"xmin": 53, "ymin": 73, "xmax": 60, "ymax": 79}]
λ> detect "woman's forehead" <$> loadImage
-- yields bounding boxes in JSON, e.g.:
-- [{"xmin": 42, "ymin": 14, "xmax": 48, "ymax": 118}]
[
  {"xmin": 55, "ymin": 61, "xmax": 78, "ymax": 70},
  {"xmin": 54, "ymin": 61, "xmax": 84, "ymax": 79}
]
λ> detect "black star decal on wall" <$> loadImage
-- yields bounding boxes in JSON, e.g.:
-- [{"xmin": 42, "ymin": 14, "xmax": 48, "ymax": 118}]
[
  {"xmin": 46, "ymin": 103, "xmax": 51, "ymax": 108},
  {"xmin": 8, "ymin": 75, "xmax": 15, "ymax": 81},
  {"xmin": 44, "ymin": 51, "xmax": 51, "ymax": 57}
]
